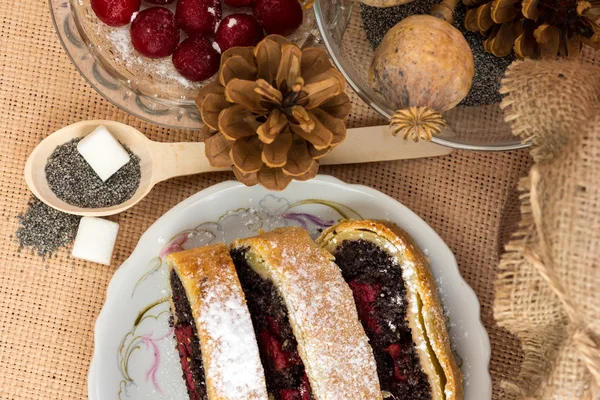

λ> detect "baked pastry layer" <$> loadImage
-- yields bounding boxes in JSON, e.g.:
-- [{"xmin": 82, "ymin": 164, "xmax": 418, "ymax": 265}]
[
  {"xmin": 317, "ymin": 220, "xmax": 463, "ymax": 400},
  {"xmin": 167, "ymin": 243, "xmax": 269, "ymax": 400},
  {"xmin": 231, "ymin": 227, "xmax": 382, "ymax": 400}
]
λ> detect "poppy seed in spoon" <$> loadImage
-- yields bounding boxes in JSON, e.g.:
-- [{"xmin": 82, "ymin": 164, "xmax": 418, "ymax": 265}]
[{"xmin": 45, "ymin": 138, "xmax": 141, "ymax": 208}]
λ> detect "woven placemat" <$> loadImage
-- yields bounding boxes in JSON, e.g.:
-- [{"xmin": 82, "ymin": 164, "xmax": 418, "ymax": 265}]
[{"xmin": 0, "ymin": 0, "xmax": 532, "ymax": 398}]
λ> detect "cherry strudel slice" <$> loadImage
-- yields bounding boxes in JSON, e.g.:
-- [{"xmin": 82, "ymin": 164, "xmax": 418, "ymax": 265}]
[
  {"xmin": 167, "ymin": 243, "xmax": 269, "ymax": 400},
  {"xmin": 317, "ymin": 220, "xmax": 463, "ymax": 400},
  {"xmin": 231, "ymin": 227, "xmax": 382, "ymax": 400}
]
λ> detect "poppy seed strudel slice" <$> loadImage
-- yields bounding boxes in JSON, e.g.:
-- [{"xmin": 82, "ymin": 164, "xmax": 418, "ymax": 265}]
[
  {"xmin": 317, "ymin": 220, "xmax": 463, "ymax": 400},
  {"xmin": 167, "ymin": 243, "xmax": 269, "ymax": 400},
  {"xmin": 231, "ymin": 227, "xmax": 382, "ymax": 400}
]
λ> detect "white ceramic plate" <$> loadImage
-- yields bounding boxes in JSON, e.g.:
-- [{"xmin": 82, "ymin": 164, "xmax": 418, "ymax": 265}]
[{"xmin": 89, "ymin": 175, "xmax": 491, "ymax": 400}]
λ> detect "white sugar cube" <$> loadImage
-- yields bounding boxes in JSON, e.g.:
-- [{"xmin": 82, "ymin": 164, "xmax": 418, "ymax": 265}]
[
  {"xmin": 77, "ymin": 125, "xmax": 130, "ymax": 181},
  {"xmin": 72, "ymin": 217, "xmax": 119, "ymax": 266}
]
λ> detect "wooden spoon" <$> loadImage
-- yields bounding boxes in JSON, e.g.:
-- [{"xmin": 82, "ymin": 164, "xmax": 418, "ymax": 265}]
[{"xmin": 25, "ymin": 120, "xmax": 451, "ymax": 217}]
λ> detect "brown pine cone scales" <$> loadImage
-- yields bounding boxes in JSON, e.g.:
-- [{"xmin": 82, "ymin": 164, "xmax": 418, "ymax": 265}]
[
  {"xmin": 464, "ymin": 0, "xmax": 600, "ymax": 59},
  {"xmin": 197, "ymin": 35, "xmax": 351, "ymax": 191}
]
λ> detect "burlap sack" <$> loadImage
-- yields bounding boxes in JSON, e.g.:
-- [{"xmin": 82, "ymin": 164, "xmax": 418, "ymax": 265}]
[{"xmin": 495, "ymin": 53, "xmax": 600, "ymax": 399}]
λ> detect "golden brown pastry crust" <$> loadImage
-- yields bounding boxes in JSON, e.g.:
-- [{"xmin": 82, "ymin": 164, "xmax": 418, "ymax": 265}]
[
  {"xmin": 317, "ymin": 220, "xmax": 463, "ymax": 400},
  {"xmin": 167, "ymin": 243, "xmax": 269, "ymax": 400},
  {"xmin": 231, "ymin": 227, "xmax": 382, "ymax": 400}
]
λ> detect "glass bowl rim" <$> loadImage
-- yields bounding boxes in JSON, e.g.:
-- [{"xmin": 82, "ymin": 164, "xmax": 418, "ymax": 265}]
[{"xmin": 49, "ymin": 0, "xmax": 209, "ymax": 130}]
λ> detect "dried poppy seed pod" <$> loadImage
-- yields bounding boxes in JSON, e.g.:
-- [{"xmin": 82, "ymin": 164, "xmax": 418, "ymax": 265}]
[{"xmin": 369, "ymin": 0, "xmax": 474, "ymax": 142}]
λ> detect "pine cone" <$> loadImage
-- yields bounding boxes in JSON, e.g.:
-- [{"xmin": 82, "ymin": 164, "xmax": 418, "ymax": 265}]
[
  {"xmin": 464, "ymin": 0, "xmax": 600, "ymax": 59},
  {"xmin": 197, "ymin": 35, "xmax": 351, "ymax": 191}
]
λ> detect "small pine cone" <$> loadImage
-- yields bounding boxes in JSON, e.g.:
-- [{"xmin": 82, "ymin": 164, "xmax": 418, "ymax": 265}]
[{"xmin": 196, "ymin": 35, "xmax": 351, "ymax": 190}]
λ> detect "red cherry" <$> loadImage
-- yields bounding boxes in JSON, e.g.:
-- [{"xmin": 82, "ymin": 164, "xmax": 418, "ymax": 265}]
[
  {"xmin": 216, "ymin": 14, "xmax": 264, "ymax": 52},
  {"xmin": 130, "ymin": 7, "xmax": 180, "ymax": 58},
  {"xmin": 224, "ymin": 0, "xmax": 254, "ymax": 7},
  {"xmin": 172, "ymin": 35, "xmax": 221, "ymax": 82},
  {"xmin": 144, "ymin": 0, "xmax": 175, "ymax": 4},
  {"xmin": 176, "ymin": 0, "xmax": 222, "ymax": 35},
  {"xmin": 91, "ymin": 0, "xmax": 141, "ymax": 27},
  {"xmin": 253, "ymin": 0, "xmax": 303, "ymax": 36}
]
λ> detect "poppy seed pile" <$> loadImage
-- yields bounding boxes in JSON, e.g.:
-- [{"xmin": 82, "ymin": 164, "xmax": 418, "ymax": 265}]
[
  {"xmin": 360, "ymin": 1, "xmax": 515, "ymax": 107},
  {"xmin": 45, "ymin": 138, "xmax": 141, "ymax": 208}
]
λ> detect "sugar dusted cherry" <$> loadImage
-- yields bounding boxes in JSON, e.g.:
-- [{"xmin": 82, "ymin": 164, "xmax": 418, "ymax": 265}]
[
  {"xmin": 130, "ymin": 7, "xmax": 180, "ymax": 58},
  {"xmin": 216, "ymin": 14, "xmax": 264, "ymax": 52},
  {"xmin": 172, "ymin": 35, "xmax": 221, "ymax": 82},
  {"xmin": 91, "ymin": 0, "xmax": 141, "ymax": 27},
  {"xmin": 224, "ymin": 0, "xmax": 254, "ymax": 7},
  {"xmin": 176, "ymin": 0, "xmax": 222, "ymax": 35},
  {"xmin": 253, "ymin": 0, "xmax": 303, "ymax": 36},
  {"xmin": 144, "ymin": 0, "xmax": 175, "ymax": 4}
]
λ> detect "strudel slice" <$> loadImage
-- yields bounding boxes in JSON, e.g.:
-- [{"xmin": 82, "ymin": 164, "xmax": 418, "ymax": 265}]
[
  {"xmin": 167, "ymin": 243, "xmax": 269, "ymax": 400},
  {"xmin": 317, "ymin": 220, "xmax": 463, "ymax": 400},
  {"xmin": 231, "ymin": 227, "xmax": 382, "ymax": 400}
]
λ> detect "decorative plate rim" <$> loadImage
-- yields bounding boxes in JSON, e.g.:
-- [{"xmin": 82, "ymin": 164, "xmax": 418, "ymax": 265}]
[{"xmin": 88, "ymin": 175, "xmax": 492, "ymax": 399}]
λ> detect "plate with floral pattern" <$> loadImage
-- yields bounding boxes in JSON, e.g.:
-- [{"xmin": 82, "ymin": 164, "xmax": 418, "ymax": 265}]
[{"xmin": 88, "ymin": 175, "xmax": 491, "ymax": 399}]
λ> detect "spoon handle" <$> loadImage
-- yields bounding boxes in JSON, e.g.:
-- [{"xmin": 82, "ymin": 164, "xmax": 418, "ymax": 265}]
[{"xmin": 148, "ymin": 141, "xmax": 229, "ymax": 184}]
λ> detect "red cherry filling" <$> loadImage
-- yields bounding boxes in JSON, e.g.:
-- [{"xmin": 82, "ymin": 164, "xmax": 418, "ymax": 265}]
[
  {"xmin": 253, "ymin": 0, "xmax": 303, "ymax": 36},
  {"xmin": 91, "ymin": 0, "xmax": 141, "ymax": 27},
  {"xmin": 130, "ymin": 7, "xmax": 180, "ymax": 58},
  {"xmin": 225, "ymin": 0, "xmax": 254, "ymax": 6},
  {"xmin": 259, "ymin": 330, "xmax": 301, "ymax": 371},
  {"xmin": 170, "ymin": 269, "xmax": 207, "ymax": 400},
  {"xmin": 174, "ymin": 324, "xmax": 201, "ymax": 400},
  {"xmin": 176, "ymin": 0, "xmax": 222, "ymax": 35},
  {"xmin": 216, "ymin": 14, "xmax": 265, "ymax": 52},
  {"xmin": 172, "ymin": 35, "xmax": 221, "ymax": 82},
  {"xmin": 349, "ymin": 281, "xmax": 383, "ymax": 334},
  {"xmin": 144, "ymin": 0, "xmax": 175, "ymax": 4},
  {"xmin": 386, "ymin": 343, "xmax": 411, "ymax": 382}
]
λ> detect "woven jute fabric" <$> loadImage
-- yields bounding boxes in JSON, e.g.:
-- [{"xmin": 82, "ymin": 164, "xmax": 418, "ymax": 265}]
[
  {"xmin": 496, "ymin": 57, "xmax": 600, "ymax": 400},
  {"xmin": 0, "ymin": 0, "xmax": 532, "ymax": 399}
]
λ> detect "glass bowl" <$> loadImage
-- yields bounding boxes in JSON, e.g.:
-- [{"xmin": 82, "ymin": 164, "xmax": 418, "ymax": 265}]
[
  {"xmin": 49, "ymin": 0, "xmax": 316, "ymax": 130},
  {"xmin": 313, "ymin": 0, "xmax": 529, "ymax": 151}
]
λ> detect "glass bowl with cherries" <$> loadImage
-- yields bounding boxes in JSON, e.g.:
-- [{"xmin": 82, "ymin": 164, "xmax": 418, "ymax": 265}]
[{"xmin": 50, "ymin": 0, "xmax": 316, "ymax": 129}]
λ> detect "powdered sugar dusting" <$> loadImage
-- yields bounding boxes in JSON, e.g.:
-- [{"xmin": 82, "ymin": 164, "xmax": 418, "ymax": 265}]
[
  {"xmin": 212, "ymin": 41, "xmax": 222, "ymax": 54},
  {"xmin": 107, "ymin": 27, "xmax": 199, "ymax": 89},
  {"xmin": 198, "ymin": 280, "xmax": 267, "ymax": 399},
  {"xmin": 226, "ymin": 18, "xmax": 238, "ymax": 28}
]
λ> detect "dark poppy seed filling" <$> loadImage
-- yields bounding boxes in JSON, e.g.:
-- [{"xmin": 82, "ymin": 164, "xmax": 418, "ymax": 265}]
[
  {"xmin": 333, "ymin": 239, "xmax": 432, "ymax": 400},
  {"xmin": 169, "ymin": 269, "xmax": 208, "ymax": 400},
  {"xmin": 230, "ymin": 248, "xmax": 312, "ymax": 400}
]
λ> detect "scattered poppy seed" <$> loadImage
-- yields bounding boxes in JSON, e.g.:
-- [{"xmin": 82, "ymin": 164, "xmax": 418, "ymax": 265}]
[{"xmin": 16, "ymin": 196, "xmax": 81, "ymax": 258}]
